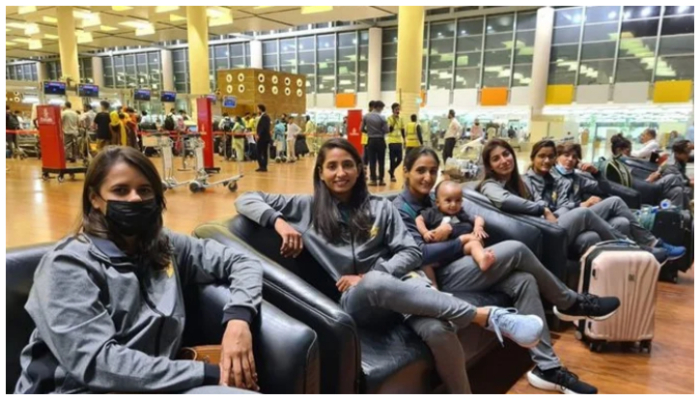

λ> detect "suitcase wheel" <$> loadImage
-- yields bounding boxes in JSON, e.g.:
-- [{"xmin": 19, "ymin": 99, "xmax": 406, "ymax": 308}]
[
  {"xmin": 574, "ymin": 330, "xmax": 583, "ymax": 341},
  {"xmin": 589, "ymin": 341, "xmax": 605, "ymax": 353},
  {"xmin": 640, "ymin": 340, "xmax": 652, "ymax": 354}
]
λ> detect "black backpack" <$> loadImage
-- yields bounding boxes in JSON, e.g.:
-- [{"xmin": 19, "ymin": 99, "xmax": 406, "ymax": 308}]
[{"xmin": 163, "ymin": 115, "xmax": 175, "ymax": 131}]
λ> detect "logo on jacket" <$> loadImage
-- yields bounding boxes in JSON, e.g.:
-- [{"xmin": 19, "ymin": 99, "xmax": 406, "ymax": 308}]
[
  {"xmin": 370, "ymin": 225, "xmax": 379, "ymax": 239},
  {"xmin": 551, "ymin": 191, "xmax": 558, "ymax": 202},
  {"xmin": 164, "ymin": 262, "xmax": 174, "ymax": 278}
]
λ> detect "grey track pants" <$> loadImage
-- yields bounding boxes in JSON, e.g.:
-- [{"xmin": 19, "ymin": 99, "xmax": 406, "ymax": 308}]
[
  {"xmin": 557, "ymin": 207, "xmax": 627, "ymax": 247},
  {"xmin": 590, "ymin": 196, "xmax": 656, "ymax": 246},
  {"xmin": 182, "ymin": 385, "xmax": 255, "ymax": 394},
  {"xmin": 340, "ymin": 270, "xmax": 478, "ymax": 394},
  {"xmin": 435, "ymin": 240, "xmax": 579, "ymax": 371}
]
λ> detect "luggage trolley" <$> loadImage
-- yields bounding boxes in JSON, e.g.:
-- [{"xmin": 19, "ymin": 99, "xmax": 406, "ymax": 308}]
[
  {"xmin": 143, "ymin": 132, "xmax": 191, "ymax": 191},
  {"xmin": 443, "ymin": 137, "xmax": 485, "ymax": 181},
  {"xmin": 184, "ymin": 133, "xmax": 243, "ymax": 193}
]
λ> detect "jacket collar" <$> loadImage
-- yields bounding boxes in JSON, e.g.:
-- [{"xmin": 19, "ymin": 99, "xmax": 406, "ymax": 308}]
[
  {"xmin": 84, "ymin": 233, "xmax": 138, "ymax": 267},
  {"xmin": 400, "ymin": 187, "xmax": 434, "ymax": 211}
]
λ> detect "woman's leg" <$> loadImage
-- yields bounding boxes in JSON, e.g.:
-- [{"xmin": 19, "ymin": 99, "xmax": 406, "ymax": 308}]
[
  {"xmin": 405, "ymin": 317, "xmax": 471, "ymax": 394},
  {"xmin": 557, "ymin": 207, "xmax": 627, "ymax": 245},
  {"xmin": 589, "ymin": 197, "xmax": 656, "ymax": 246}
]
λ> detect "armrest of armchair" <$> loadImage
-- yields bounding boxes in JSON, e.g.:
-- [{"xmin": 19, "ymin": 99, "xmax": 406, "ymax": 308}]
[
  {"xmin": 193, "ymin": 222, "xmax": 361, "ymax": 394},
  {"xmin": 598, "ymin": 179, "xmax": 641, "ymax": 209},
  {"xmin": 463, "ymin": 189, "xmax": 570, "ymax": 281},
  {"xmin": 182, "ymin": 286, "xmax": 320, "ymax": 394}
]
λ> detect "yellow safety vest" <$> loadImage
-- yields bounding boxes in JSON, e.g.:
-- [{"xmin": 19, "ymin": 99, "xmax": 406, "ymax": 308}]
[
  {"xmin": 361, "ymin": 133, "xmax": 368, "ymax": 145},
  {"xmin": 386, "ymin": 115, "xmax": 404, "ymax": 144},
  {"xmin": 405, "ymin": 122, "xmax": 421, "ymax": 148}
]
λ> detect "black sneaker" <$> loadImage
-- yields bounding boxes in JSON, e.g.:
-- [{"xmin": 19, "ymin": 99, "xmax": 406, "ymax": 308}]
[
  {"xmin": 553, "ymin": 293, "xmax": 620, "ymax": 322},
  {"xmin": 527, "ymin": 367, "xmax": 597, "ymax": 394},
  {"xmin": 390, "ymin": 176, "xmax": 397, "ymax": 183},
  {"xmin": 378, "ymin": 181, "xmax": 387, "ymax": 186},
  {"xmin": 369, "ymin": 181, "xmax": 378, "ymax": 187}
]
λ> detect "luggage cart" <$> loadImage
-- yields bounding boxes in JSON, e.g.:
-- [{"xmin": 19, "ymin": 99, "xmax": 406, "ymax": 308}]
[
  {"xmin": 184, "ymin": 133, "xmax": 244, "ymax": 193},
  {"xmin": 144, "ymin": 132, "xmax": 191, "ymax": 191},
  {"xmin": 14, "ymin": 129, "xmax": 38, "ymax": 159},
  {"xmin": 444, "ymin": 137, "xmax": 485, "ymax": 182}
]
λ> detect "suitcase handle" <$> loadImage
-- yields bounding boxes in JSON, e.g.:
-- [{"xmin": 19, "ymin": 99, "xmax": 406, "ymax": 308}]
[{"xmin": 592, "ymin": 239, "xmax": 638, "ymax": 248}]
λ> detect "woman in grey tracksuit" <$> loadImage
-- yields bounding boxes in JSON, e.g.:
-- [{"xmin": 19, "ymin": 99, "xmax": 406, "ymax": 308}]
[
  {"xmin": 235, "ymin": 138, "xmax": 545, "ymax": 394},
  {"xmin": 395, "ymin": 146, "xmax": 621, "ymax": 395},
  {"xmin": 16, "ymin": 147, "xmax": 262, "ymax": 394},
  {"xmin": 551, "ymin": 142, "xmax": 684, "ymax": 261},
  {"xmin": 478, "ymin": 139, "xmax": 627, "ymax": 253}
]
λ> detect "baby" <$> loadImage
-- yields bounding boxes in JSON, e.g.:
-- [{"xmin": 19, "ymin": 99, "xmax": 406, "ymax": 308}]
[{"xmin": 416, "ymin": 180, "xmax": 496, "ymax": 275}]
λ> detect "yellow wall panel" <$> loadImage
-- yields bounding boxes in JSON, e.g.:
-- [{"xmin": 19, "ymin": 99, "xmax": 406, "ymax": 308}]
[
  {"xmin": 545, "ymin": 85, "xmax": 574, "ymax": 105},
  {"xmin": 653, "ymin": 80, "xmax": 693, "ymax": 103}
]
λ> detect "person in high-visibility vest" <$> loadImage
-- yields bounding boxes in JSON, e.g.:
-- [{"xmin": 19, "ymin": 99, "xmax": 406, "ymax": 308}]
[
  {"xmin": 386, "ymin": 102, "xmax": 405, "ymax": 182},
  {"xmin": 404, "ymin": 114, "xmax": 424, "ymax": 156},
  {"xmin": 361, "ymin": 100, "xmax": 374, "ymax": 166}
]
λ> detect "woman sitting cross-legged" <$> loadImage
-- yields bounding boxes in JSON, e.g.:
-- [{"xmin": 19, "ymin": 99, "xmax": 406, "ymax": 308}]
[
  {"xmin": 394, "ymin": 146, "xmax": 621, "ymax": 395},
  {"xmin": 551, "ymin": 141, "xmax": 685, "ymax": 262},
  {"xmin": 235, "ymin": 138, "xmax": 545, "ymax": 394}
]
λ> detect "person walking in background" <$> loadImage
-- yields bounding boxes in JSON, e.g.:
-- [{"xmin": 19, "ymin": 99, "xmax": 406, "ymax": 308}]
[
  {"xmin": 470, "ymin": 119, "xmax": 483, "ymax": 140},
  {"xmin": 387, "ymin": 103, "xmax": 405, "ymax": 183},
  {"xmin": 361, "ymin": 101, "xmax": 374, "ymax": 170},
  {"xmin": 92, "ymin": 101, "xmax": 112, "ymax": 151},
  {"xmin": 361, "ymin": 100, "xmax": 390, "ymax": 186},
  {"xmin": 255, "ymin": 104, "xmax": 271, "ymax": 172},
  {"xmin": 443, "ymin": 109, "xmax": 461, "ymax": 163},
  {"xmin": 61, "ymin": 101, "xmax": 80, "ymax": 162},
  {"xmin": 273, "ymin": 118, "xmax": 286, "ymax": 162},
  {"xmin": 286, "ymin": 115, "xmax": 301, "ymax": 163}
]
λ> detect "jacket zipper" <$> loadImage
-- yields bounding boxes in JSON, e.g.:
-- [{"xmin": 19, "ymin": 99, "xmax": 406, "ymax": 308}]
[{"xmin": 138, "ymin": 275, "xmax": 167, "ymax": 356}]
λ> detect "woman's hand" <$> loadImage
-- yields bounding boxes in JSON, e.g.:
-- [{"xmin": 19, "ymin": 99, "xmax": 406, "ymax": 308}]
[
  {"xmin": 423, "ymin": 231, "xmax": 436, "ymax": 243},
  {"xmin": 581, "ymin": 196, "xmax": 602, "ymax": 208},
  {"xmin": 646, "ymin": 171, "xmax": 661, "ymax": 183},
  {"xmin": 274, "ymin": 218, "xmax": 303, "ymax": 258},
  {"xmin": 579, "ymin": 163, "xmax": 598, "ymax": 174},
  {"xmin": 336, "ymin": 275, "xmax": 363, "ymax": 292},
  {"xmin": 544, "ymin": 208, "xmax": 558, "ymax": 223},
  {"xmin": 432, "ymin": 223, "xmax": 453, "ymax": 242},
  {"xmin": 219, "ymin": 320, "xmax": 259, "ymax": 391}
]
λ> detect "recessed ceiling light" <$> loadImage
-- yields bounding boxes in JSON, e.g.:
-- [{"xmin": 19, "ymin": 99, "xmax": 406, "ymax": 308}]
[
  {"xmin": 18, "ymin": 6, "xmax": 36, "ymax": 14},
  {"xmin": 170, "ymin": 14, "xmax": 186, "ymax": 22},
  {"xmin": 43, "ymin": 16, "xmax": 58, "ymax": 23},
  {"xmin": 7, "ymin": 22, "xmax": 27, "ymax": 29},
  {"xmin": 112, "ymin": 6, "xmax": 133, "ymax": 11},
  {"xmin": 14, "ymin": 38, "xmax": 31, "ymax": 43},
  {"xmin": 44, "ymin": 34, "xmax": 59, "ymax": 39},
  {"xmin": 301, "ymin": 6, "xmax": 333, "ymax": 14},
  {"xmin": 100, "ymin": 25, "xmax": 118, "ymax": 32},
  {"xmin": 7, "ymin": 41, "xmax": 17, "ymax": 46},
  {"xmin": 155, "ymin": 6, "xmax": 180, "ymax": 13},
  {"xmin": 29, "ymin": 39, "xmax": 43, "ymax": 50}
]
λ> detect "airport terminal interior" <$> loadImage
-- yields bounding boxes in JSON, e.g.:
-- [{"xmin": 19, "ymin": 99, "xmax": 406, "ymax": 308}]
[{"xmin": 4, "ymin": 5, "xmax": 695, "ymax": 394}]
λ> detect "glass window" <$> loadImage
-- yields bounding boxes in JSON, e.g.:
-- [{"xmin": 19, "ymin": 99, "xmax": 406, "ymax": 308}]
[
  {"xmin": 280, "ymin": 53, "xmax": 296, "ymax": 67},
  {"xmin": 317, "ymin": 34, "xmax": 335, "ymax": 50},
  {"xmin": 482, "ymin": 65, "xmax": 511, "ymax": 87},
  {"xmin": 456, "ymin": 36, "xmax": 482, "ymax": 53},
  {"xmin": 382, "ymin": 43, "xmax": 398, "ymax": 58},
  {"xmin": 383, "ymin": 28, "xmax": 398, "ymax": 44},
  {"xmin": 454, "ymin": 68, "xmax": 480, "ymax": 89},
  {"xmin": 103, "ymin": 57, "xmax": 114, "ymax": 87},
  {"xmin": 456, "ymin": 52, "xmax": 482, "ymax": 68},
  {"xmin": 585, "ymin": 6, "xmax": 621, "ymax": 23},
  {"xmin": 615, "ymin": 57, "xmax": 654, "ymax": 82},
  {"xmin": 317, "ymin": 75, "xmax": 335, "ymax": 93},
  {"xmin": 658, "ymin": 35, "xmax": 694, "ymax": 56},
  {"xmin": 655, "ymin": 55, "xmax": 693, "ymax": 81},
  {"xmin": 623, "ymin": 6, "xmax": 661, "ymax": 20},
  {"xmin": 214, "ymin": 45, "xmax": 229, "ymax": 58},
  {"xmin": 664, "ymin": 6, "xmax": 694, "ymax": 16},
  {"xmin": 299, "ymin": 51, "xmax": 315, "ymax": 65},
  {"xmin": 550, "ymin": 44, "xmax": 579, "ymax": 62},
  {"xmin": 317, "ymin": 49, "xmax": 334, "ymax": 63},
  {"xmin": 338, "ymin": 47, "xmax": 356, "ymax": 62},
  {"xmin": 583, "ymin": 22, "xmax": 619, "ymax": 42},
  {"xmin": 215, "ymin": 59, "xmax": 228, "ymax": 70},
  {"xmin": 578, "ymin": 59, "xmax": 614, "ymax": 85},
  {"xmin": 661, "ymin": 16, "xmax": 694, "ymax": 35},
  {"xmin": 381, "ymin": 72, "xmax": 396, "ymax": 91},
  {"xmin": 618, "ymin": 37, "xmax": 657, "ymax": 58},
  {"xmin": 484, "ymin": 49, "xmax": 512, "ymax": 66},
  {"xmin": 458, "ymin": 18, "xmax": 484, "ymax": 36},
  {"xmin": 231, "ymin": 43, "xmax": 245, "ymax": 57},
  {"xmin": 298, "ymin": 64, "xmax": 314, "ymax": 76},
  {"xmin": 620, "ymin": 19, "xmax": 660, "ymax": 38},
  {"xmin": 554, "ymin": 8, "xmax": 583, "ymax": 27},
  {"xmin": 486, "ymin": 14, "xmax": 515, "ymax": 33},
  {"xmin": 360, "ymin": 30, "xmax": 369, "ymax": 45},
  {"xmin": 548, "ymin": 61, "xmax": 578, "ymax": 84},
  {"xmin": 514, "ymin": 30, "xmax": 535, "ymax": 64},
  {"xmin": 137, "ymin": 54, "xmax": 147, "ymax": 64},
  {"xmin": 516, "ymin": 12, "xmax": 537, "ymax": 31},
  {"xmin": 382, "ymin": 58, "xmax": 397, "ymax": 73},
  {"xmin": 485, "ymin": 32, "xmax": 513, "ymax": 50},
  {"xmin": 280, "ymin": 39, "xmax": 296, "ymax": 53},
  {"xmin": 580, "ymin": 42, "xmax": 617, "ymax": 60},
  {"xmin": 511, "ymin": 64, "xmax": 532, "ymax": 86},
  {"xmin": 337, "ymin": 62, "xmax": 356, "ymax": 75},
  {"xmin": 173, "ymin": 50, "xmax": 186, "ymax": 62},
  {"xmin": 430, "ymin": 21, "xmax": 456, "ymax": 39},
  {"xmin": 338, "ymin": 32, "xmax": 356, "ymax": 48},
  {"xmin": 263, "ymin": 54, "xmax": 278, "ymax": 69},
  {"xmin": 552, "ymin": 26, "xmax": 581, "ymax": 45},
  {"xmin": 231, "ymin": 56, "xmax": 246, "ymax": 68}
]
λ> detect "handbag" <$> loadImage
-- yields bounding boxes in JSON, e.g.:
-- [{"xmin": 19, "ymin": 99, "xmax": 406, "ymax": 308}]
[{"xmin": 177, "ymin": 345, "xmax": 221, "ymax": 365}]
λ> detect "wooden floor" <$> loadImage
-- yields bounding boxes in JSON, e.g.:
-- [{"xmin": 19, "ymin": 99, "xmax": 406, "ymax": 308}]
[{"xmin": 4, "ymin": 154, "xmax": 694, "ymax": 394}]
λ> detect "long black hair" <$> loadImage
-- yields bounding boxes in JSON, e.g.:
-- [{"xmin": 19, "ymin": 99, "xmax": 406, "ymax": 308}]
[
  {"xmin": 78, "ymin": 146, "xmax": 171, "ymax": 270},
  {"xmin": 610, "ymin": 133, "xmax": 631, "ymax": 155},
  {"xmin": 312, "ymin": 139, "xmax": 372, "ymax": 243},
  {"xmin": 529, "ymin": 139, "xmax": 557, "ymax": 170},
  {"xmin": 479, "ymin": 138, "xmax": 530, "ymax": 198}
]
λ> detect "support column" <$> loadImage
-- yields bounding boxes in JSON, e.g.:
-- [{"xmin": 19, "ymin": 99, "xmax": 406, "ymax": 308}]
[
  {"xmin": 56, "ymin": 6, "xmax": 82, "ymax": 106},
  {"xmin": 396, "ymin": 6, "xmax": 425, "ymax": 119},
  {"xmin": 529, "ymin": 7, "xmax": 554, "ymax": 117},
  {"xmin": 186, "ymin": 6, "xmax": 211, "ymax": 115},
  {"xmin": 367, "ymin": 27, "xmax": 382, "ymax": 102},
  {"xmin": 250, "ymin": 40, "xmax": 263, "ymax": 69},
  {"xmin": 91, "ymin": 57, "xmax": 104, "ymax": 87},
  {"xmin": 161, "ymin": 49, "xmax": 175, "ymax": 92},
  {"xmin": 36, "ymin": 62, "xmax": 48, "ymax": 83}
]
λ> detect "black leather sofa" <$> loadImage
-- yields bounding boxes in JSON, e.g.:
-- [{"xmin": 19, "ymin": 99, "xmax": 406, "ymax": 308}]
[
  {"xmin": 6, "ymin": 243, "xmax": 320, "ymax": 394},
  {"xmin": 194, "ymin": 210, "xmax": 535, "ymax": 394}
]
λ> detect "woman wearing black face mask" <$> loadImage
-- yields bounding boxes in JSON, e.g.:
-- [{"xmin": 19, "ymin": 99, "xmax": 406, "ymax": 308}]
[{"xmin": 15, "ymin": 146, "xmax": 263, "ymax": 394}]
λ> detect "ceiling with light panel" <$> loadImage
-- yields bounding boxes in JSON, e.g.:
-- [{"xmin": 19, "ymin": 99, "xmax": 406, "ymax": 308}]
[{"xmin": 6, "ymin": 6, "xmax": 446, "ymax": 60}]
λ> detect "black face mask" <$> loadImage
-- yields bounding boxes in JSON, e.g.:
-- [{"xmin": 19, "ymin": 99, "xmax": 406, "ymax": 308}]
[{"xmin": 103, "ymin": 198, "xmax": 161, "ymax": 237}]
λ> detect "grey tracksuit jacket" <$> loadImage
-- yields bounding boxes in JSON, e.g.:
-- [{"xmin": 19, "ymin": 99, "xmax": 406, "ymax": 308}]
[
  {"xmin": 478, "ymin": 172, "xmax": 573, "ymax": 217},
  {"xmin": 234, "ymin": 192, "xmax": 422, "ymax": 281},
  {"xmin": 550, "ymin": 168, "xmax": 607, "ymax": 207},
  {"xmin": 15, "ymin": 231, "xmax": 263, "ymax": 394}
]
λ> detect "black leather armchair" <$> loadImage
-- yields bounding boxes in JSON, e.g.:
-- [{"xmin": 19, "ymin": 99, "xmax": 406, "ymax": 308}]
[
  {"xmin": 6, "ymin": 243, "xmax": 320, "ymax": 394},
  {"xmin": 194, "ymin": 217, "xmax": 533, "ymax": 394}
]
